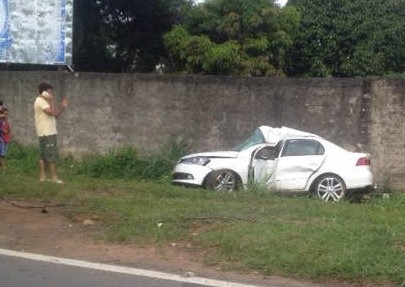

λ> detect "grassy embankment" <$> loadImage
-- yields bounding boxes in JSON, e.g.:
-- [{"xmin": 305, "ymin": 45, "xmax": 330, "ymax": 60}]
[{"xmin": 1, "ymin": 142, "xmax": 404, "ymax": 286}]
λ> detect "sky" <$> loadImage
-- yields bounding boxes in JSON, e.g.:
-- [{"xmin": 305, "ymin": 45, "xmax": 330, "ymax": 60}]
[{"xmin": 276, "ymin": 0, "xmax": 288, "ymax": 7}]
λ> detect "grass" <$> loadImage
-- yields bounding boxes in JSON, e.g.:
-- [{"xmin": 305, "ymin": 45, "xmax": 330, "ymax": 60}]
[{"xmin": 1, "ymin": 142, "xmax": 404, "ymax": 286}]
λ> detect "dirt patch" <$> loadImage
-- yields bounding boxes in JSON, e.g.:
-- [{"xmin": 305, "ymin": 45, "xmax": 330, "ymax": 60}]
[{"xmin": 0, "ymin": 200, "xmax": 359, "ymax": 287}]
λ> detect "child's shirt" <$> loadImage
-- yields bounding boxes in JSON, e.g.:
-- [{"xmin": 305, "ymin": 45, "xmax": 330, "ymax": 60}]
[
  {"xmin": 0, "ymin": 118, "xmax": 3, "ymax": 142},
  {"xmin": 1, "ymin": 119, "xmax": 10, "ymax": 142}
]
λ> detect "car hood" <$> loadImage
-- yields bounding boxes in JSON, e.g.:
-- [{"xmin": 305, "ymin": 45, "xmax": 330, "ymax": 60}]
[{"xmin": 182, "ymin": 151, "xmax": 239, "ymax": 159}]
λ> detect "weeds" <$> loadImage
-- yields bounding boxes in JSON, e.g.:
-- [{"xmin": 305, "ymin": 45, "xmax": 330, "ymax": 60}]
[
  {"xmin": 7, "ymin": 142, "xmax": 38, "ymax": 173},
  {"xmin": 74, "ymin": 139, "xmax": 187, "ymax": 180}
]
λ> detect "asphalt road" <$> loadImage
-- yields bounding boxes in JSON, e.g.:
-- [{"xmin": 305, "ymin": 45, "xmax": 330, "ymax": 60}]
[{"xmin": 0, "ymin": 249, "xmax": 265, "ymax": 287}]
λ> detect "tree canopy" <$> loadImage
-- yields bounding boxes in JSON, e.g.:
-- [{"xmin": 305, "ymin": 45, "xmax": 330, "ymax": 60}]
[
  {"xmin": 70, "ymin": 0, "xmax": 404, "ymax": 77},
  {"xmin": 73, "ymin": 0, "xmax": 191, "ymax": 72},
  {"xmin": 163, "ymin": 0, "xmax": 299, "ymax": 76},
  {"xmin": 286, "ymin": 0, "xmax": 405, "ymax": 77}
]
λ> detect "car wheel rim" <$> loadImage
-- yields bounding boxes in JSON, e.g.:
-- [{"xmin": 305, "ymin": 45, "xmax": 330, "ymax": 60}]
[
  {"xmin": 214, "ymin": 171, "xmax": 236, "ymax": 192},
  {"xmin": 316, "ymin": 177, "xmax": 344, "ymax": 202}
]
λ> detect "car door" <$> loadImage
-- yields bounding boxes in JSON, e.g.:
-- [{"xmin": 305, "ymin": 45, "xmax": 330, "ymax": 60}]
[
  {"xmin": 250, "ymin": 145, "xmax": 279, "ymax": 188},
  {"xmin": 273, "ymin": 139, "xmax": 326, "ymax": 191}
]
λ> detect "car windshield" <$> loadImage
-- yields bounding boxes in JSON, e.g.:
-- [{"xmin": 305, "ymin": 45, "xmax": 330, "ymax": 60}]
[{"xmin": 233, "ymin": 128, "xmax": 266, "ymax": 151}]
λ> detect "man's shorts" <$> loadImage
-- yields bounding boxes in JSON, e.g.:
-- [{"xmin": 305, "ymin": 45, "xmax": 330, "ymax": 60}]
[{"xmin": 39, "ymin": 135, "xmax": 59, "ymax": 162}]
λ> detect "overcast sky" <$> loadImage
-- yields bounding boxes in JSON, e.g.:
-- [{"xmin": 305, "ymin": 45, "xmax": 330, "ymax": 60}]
[{"xmin": 276, "ymin": 0, "xmax": 288, "ymax": 6}]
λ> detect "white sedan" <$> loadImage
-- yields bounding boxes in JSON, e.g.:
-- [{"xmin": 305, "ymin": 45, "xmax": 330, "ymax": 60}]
[{"xmin": 172, "ymin": 126, "xmax": 376, "ymax": 202}]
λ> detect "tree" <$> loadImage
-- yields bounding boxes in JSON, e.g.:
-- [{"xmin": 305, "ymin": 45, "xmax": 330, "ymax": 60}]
[
  {"xmin": 286, "ymin": 0, "xmax": 405, "ymax": 77},
  {"xmin": 73, "ymin": 0, "xmax": 191, "ymax": 73},
  {"xmin": 73, "ymin": 0, "xmax": 117, "ymax": 72},
  {"xmin": 163, "ymin": 0, "xmax": 300, "ymax": 76}
]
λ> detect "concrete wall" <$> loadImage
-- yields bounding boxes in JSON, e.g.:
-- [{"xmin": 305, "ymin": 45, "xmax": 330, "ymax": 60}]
[{"xmin": 0, "ymin": 71, "xmax": 403, "ymax": 188}]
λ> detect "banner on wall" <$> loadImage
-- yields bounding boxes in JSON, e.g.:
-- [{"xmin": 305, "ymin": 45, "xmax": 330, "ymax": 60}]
[{"xmin": 0, "ymin": 0, "xmax": 73, "ymax": 65}]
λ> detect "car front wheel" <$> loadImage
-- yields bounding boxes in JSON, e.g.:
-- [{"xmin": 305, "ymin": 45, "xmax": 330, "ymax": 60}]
[
  {"xmin": 315, "ymin": 175, "xmax": 346, "ymax": 202},
  {"xmin": 205, "ymin": 169, "xmax": 239, "ymax": 192}
]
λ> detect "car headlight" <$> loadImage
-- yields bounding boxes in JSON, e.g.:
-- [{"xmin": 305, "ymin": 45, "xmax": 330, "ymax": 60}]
[{"xmin": 180, "ymin": 156, "xmax": 210, "ymax": 166}]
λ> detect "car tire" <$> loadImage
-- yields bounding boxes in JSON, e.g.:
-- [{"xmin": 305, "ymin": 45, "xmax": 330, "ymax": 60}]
[
  {"xmin": 205, "ymin": 169, "xmax": 240, "ymax": 192},
  {"xmin": 314, "ymin": 174, "xmax": 346, "ymax": 202}
]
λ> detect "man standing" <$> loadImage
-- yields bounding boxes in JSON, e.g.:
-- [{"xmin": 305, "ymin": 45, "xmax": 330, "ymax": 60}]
[{"xmin": 34, "ymin": 82, "xmax": 68, "ymax": 183}]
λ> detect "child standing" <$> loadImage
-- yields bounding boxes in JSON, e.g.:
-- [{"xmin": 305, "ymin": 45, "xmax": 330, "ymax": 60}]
[{"xmin": 0, "ymin": 108, "xmax": 11, "ymax": 170}]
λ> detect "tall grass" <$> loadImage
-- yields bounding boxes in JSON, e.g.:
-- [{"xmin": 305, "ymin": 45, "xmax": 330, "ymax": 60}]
[
  {"xmin": 7, "ymin": 142, "xmax": 38, "ymax": 173},
  {"xmin": 1, "ymin": 142, "xmax": 405, "ymax": 286},
  {"xmin": 74, "ymin": 140, "xmax": 187, "ymax": 180}
]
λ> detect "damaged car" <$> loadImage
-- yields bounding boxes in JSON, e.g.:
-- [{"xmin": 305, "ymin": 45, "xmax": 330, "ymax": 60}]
[{"xmin": 172, "ymin": 126, "xmax": 376, "ymax": 202}]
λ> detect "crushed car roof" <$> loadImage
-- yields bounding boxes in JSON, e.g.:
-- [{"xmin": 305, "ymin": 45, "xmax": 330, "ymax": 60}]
[{"xmin": 259, "ymin": 126, "xmax": 321, "ymax": 145}]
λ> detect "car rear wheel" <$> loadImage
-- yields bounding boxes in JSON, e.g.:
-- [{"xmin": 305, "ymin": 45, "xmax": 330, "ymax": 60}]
[
  {"xmin": 205, "ymin": 169, "xmax": 239, "ymax": 192},
  {"xmin": 315, "ymin": 174, "xmax": 346, "ymax": 202}
]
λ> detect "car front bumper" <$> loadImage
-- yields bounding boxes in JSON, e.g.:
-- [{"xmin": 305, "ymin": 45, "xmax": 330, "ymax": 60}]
[{"xmin": 172, "ymin": 163, "xmax": 213, "ymax": 187}]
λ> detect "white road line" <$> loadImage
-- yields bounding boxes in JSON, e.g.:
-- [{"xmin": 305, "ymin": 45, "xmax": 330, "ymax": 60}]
[{"xmin": 0, "ymin": 248, "xmax": 266, "ymax": 287}]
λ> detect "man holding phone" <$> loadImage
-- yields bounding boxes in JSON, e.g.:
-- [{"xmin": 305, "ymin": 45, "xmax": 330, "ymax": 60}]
[{"xmin": 34, "ymin": 82, "xmax": 68, "ymax": 183}]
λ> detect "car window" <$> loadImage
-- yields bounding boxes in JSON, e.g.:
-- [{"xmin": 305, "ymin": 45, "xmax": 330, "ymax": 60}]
[
  {"xmin": 281, "ymin": 139, "xmax": 325, "ymax": 157},
  {"xmin": 233, "ymin": 128, "xmax": 266, "ymax": 151},
  {"xmin": 255, "ymin": 146, "xmax": 277, "ymax": 160}
]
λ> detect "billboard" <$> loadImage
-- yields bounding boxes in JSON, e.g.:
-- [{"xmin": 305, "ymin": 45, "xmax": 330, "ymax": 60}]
[{"xmin": 0, "ymin": 0, "xmax": 73, "ymax": 65}]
